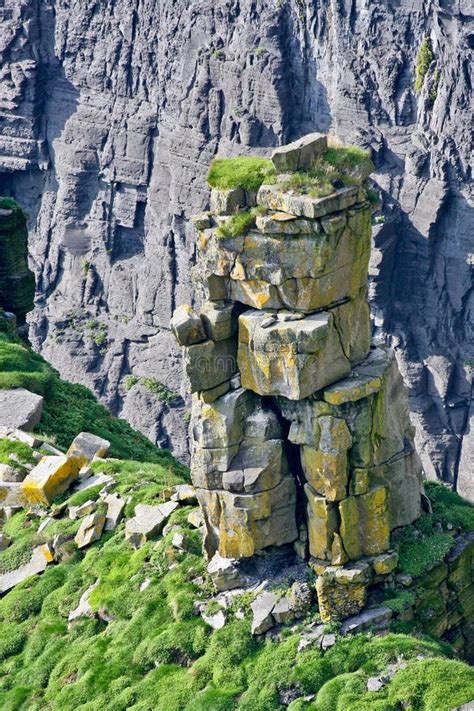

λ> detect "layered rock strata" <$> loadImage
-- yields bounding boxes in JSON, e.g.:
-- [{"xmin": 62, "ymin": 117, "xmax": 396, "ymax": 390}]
[{"xmin": 172, "ymin": 135, "xmax": 424, "ymax": 619}]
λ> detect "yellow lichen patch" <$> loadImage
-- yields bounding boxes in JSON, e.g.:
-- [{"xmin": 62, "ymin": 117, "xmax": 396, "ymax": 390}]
[{"xmin": 323, "ymin": 375, "xmax": 382, "ymax": 405}]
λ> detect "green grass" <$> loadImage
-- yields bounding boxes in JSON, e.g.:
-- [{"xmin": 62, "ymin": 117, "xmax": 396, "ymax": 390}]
[
  {"xmin": 0, "ymin": 438, "xmax": 36, "ymax": 467},
  {"xmin": 208, "ymin": 156, "xmax": 276, "ymax": 192},
  {"xmin": 0, "ymin": 197, "xmax": 21, "ymax": 211},
  {"xmin": 216, "ymin": 211, "xmax": 256, "ymax": 239},
  {"xmin": 415, "ymin": 38, "xmax": 433, "ymax": 93},
  {"xmin": 124, "ymin": 375, "xmax": 179, "ymax": 404},
  {"xmin": 0, "ymin": 332, "xmax": 187, "ymax": 469},
  {"xmin": 322, "ymin": 145, "xmax": 371, "ymax": 170},
  {"xmin": 394, "ymin": 483, "xmax": 474, "ymax": 578},
  {"xmin": 0, "ymin": 465, "xmax": 473, "ymax": 710}
]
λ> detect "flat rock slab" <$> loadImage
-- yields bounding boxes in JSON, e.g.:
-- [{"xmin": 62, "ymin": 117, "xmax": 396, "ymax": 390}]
[
  {"xmin": 340, "ymin": 606, "xmax": 392, "ymax": 635},
  {"xmin": 0, "ymin": 388, "xmax": 43, "ymax": 431},
  {"xmin": 257, "ymin": 184, "xmax": 359, "ymax": 220},
  {"xmin": 125, "ymin": 501, "xmax": 179, "ymax": 548},
  {"xmin": 0, "ymin": 544, "xmax": 54, "ymax": 593}
]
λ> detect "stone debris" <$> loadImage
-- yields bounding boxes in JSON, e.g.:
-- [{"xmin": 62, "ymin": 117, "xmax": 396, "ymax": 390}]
[
  {"xmin": 171, "ymin": 532, "xmax": 186, "ymax": 550},
  {"xmin": 272, "ymin": 596, "xmax": 294, "ymax": 624},
  {"xmin": 367, "ymin": 676, "xmax": 385, "ymax": 692},
  {"xmin": 251, "ymin": 591, "xmax": 277, "ymax": 634},
  {"xmin": 0, "ymin": 481, "xmax": 27, "ymax": 507},
  {"xmin": 0, "ymin": 544, "xmax": 54, "ymax": 594},
  {"xmin": 207, "ymin": 552, "xmax": 247, "ymax": 591},
  {"xmin": 0, "ymin": 462, "xmax": 24, "ymax": 482},
  {"xmin": 104, "ymin": 493, "xmax": 125, "ymax": 531},
  {"xmin": 171, "ymin": 484, "xmax": 197, "ymax": 504},
  {"xmin": 171, "ymin": 136, "xmax": 425, "ymax": 621},
  {"xmin": 67, "ymin": 432, "xmax": 111, "ymax": 469},
  {"xmin": 74, "ymin": 512, "xmax": 106, "ymax": 549},
  {"xmin": 68, "ymin": 581, "xmax": 99, "ymax": 624},
  {"xmin": 0, "ymin": 532, "xmax": 11, "ymax": 550},
  {"xmin": 73, "ymin": 472, "xmax": 115, "ymax": 492},
  {"xmin": 69, "ymin": 499, "xmax": 97, "ymax": 520},
  {"xmin": 202, "ymin": 608, "xmax": 226, "ymax": 630},
  {"xmin": 187, "ymin": 508, "xmax": 204, "ymax": 528},
  {"xmin": 125, "ymin": 501, "xmax": 179, "ymax": 548},
  {"xmin": 0, "ymin": 388, "xmax": 43, "ymax": 431},
  {"xmin": 21, "ymin": 455, "xmax": 79, "ymax": 505},
  {"xmin": 320, "ymin": 633, "xmax": 337, "ymax": 651}
]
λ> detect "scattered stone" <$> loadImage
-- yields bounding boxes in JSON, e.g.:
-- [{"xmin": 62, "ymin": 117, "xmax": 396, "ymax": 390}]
[
  {"xmin": 316, "ymin": 572, "xmax": 368, "ymax": 622},
  {"xmin": 0, "ymin": 544, "xmax": 54, "ymax": 593},
  {"xmin": 104, "ymin": 493, "xmax": 125, "ymax": 531},
  {"xmin": 170, "ymin": 304, "xmax": 207, "ymax": 346},
  {"xmin": 67, "ymin": 432, "xmax": 111, "ymax": 469},
  {"xmin": 0, "ymin": 388, "xmax": 43, "ymax": 431},
  {"xmin": 74, "ymin": 512, "xmax": 106, "ymax": 549},
  {"xmin": 125, "ymin": 501, "xmax": 179, "ymax": 548},
  {"xmin": 321, "ymin": 633, "xmax": 337, "ymax": 651},
  {"xmin": 367, "ymin": 677, "xmax": 385, "ymax": 692},
  {"xmin": 278, "ymin": 686, "xmax": 303, "ymax": 707},
  {"xmin": 68, "ymin": 581, "xmax": 99, "ymax": 624},
  {"xmin": 272, "ymin": 596, "xmax": 294, "ymax": 624},
  {"xmin": 251, "ymin": 591, "xmax": 277, "ymax": 634},
  {"xmin": 140, "ymin": 578, "xmax": 151, "ymax": 592},
  {"xmin": 69, "ymin": 500, "xmax": 97, "ymax": 520},
  {"xmin": 171, "ymin": 532, "xmax": 186, "ymax": 550},
  {"xmin": 73, "ymin": 472, "xmax": 115, "ymax": 492},
  {"xmin": 340, "ymin": 606, "xmax": 393, "ymax": 636},
  {"xmin": 202, "ymin": 608, "xmax": 226, "ymax": 630},
  {"xmin": 396, "ymin": 573, "xmax": 413, "ymax": 587},
  {"xmin": 21, "ymin": 455, "xmax": 80, "ymax": 505},
  {"xmin": 171, "ymin": 484, "xmax": 197, "ymax": 505},
  {"xmin": 0, "ymin": 481, "xmax": 27, "ymax": 507},
  {"xmin": 41, "ymin": 442, "xmax": 65, "ymax": 456},
  {"xmin": 208, "ymin": 552, "xmax": 247, "ymax": 591},
  {"xmin": 0, "ymin": 463, "xmax": 24, "ymax": 483},
  {"xmin": 37, "ymin": 517, "xmax": 54, "ymax": 534}
]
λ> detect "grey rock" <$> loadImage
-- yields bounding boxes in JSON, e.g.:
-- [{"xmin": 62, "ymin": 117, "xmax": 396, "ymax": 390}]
[
  {"xmin": 170, "ymin": 305, "xmax": 206, "ymax": 347},
  {"xmin": 320, "ymin": 633, "xmax": 337, "ymax": 651},
  {"xmin": 0, "ymin": 544, "xmax": 53, "ymax": 593},
  {"xmin": 340, "ymin": 606, "xmax": 393, "ymax": 636},
  {"xmin": 104, "ymin": 494, "xmax": 125, "ymax": 531},
  {"xmin": 271, "ymin": 133, "xmax": 327, "ymax": 173},
  {"xmin": 367, "ymin": 677, "xmax": 385, "ymax": 692},
  {"xmin": 68, "ymin": 581, "xmax": 99, "ymax": 624},
  {"xmin": 208, "ymin": 552, "xmax": 246, "ymax": 592},
  {"xmin": 272, "ymin": 596, "xmax": 294, "ymax": 624},
  {"xmin": 74, "ymin": 512, "xmax": 106, "ymax": 549},
  {"xmin": 125, "ymin": 501, "xmax": 179, "ymax": 548},
  {"xmin": 0, "ymin": 532, "xmax": 11, "ymax": 550},
  {"xmin": 0, "ymin": 463, "xmax": 23, "ymax": 483},
  {"xmin": 251, "ymin": 591, "xmax": 277, "ymax": 635},
  {"xmin": 0, "ymin": 389, "xmax": 43, "ymax": 431},
  {"xmin": 1, "ymin": 0, "xmax": 471, "ymax": 491},
  {"xmin": 202, "ymin": 608, "xmax": 226, "ymax": 630}
]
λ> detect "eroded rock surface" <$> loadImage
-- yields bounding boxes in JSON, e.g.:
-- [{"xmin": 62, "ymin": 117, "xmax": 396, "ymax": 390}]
[{"xmin": 0, "ymin": 1, "xmax": 471, "ymax": 490}]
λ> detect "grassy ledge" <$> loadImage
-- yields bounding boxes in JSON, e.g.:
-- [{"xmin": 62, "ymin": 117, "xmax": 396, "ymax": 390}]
[{"xmin": 207, "ymin": 157, "xmax": 276, "ymax": 192}]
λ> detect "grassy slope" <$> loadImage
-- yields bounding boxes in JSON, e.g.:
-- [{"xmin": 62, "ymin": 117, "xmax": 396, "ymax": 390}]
[
  {"xmin": 0, "ymin": 472, "xmax": 473, "ymax": 710},
  {"xmin": 0, "ymin": 331, "xmax": 187, "ymax": 474}
]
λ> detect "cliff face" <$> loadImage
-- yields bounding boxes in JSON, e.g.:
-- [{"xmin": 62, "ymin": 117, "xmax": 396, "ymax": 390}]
[{"xmin": 0, "ymin": 1, "xmax": 472, "ymax": 489}]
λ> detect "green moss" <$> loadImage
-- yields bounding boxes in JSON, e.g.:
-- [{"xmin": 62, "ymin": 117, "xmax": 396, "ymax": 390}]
[
  {"xmin": 425, "ymin": 481, "xmax": 474, "ymax": 532},
  {"xmin": 397, "ymin": 531, "xmax": 454, "ymax": 577},
  {"xmin": 383, "ymin": 590, "xmax": 416, "ymax": 614},
  {"xmin": 216, "ymin": 211, "xmax": 256, "ymax": 239},
  {"xmin": 387, "ymin": 658, "xmax": 474, "ymax": 711},
  {"xmin": 0, "ymin": 437, "xmax": 36, "ymax": 466},
  {"xmin": 208, "ymin": 156, "xmax": 276, "ymax": 192},
  {"xmin": 323, "ymin": 145, "xmax": 371, "ymax": 170},
  {"xmin": 414, "ymin": 38, "xmax": 434, "ymax": 93}
]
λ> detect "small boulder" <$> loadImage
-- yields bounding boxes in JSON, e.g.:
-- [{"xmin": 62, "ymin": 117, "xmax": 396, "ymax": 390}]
[
  {"xmin": 272, "ymin": 596, "xmax": 294, "ymax": 624},
  {"xmin": 202, "ymin": 608, "xmax": 226, "ymax": 630},
  {"xmin": 0, "ymin": 463, "xmax": 24, "ymax": 483},
  {"xmin": 104, "ymin": 493, "xmax": 125, "ymax": 531},
  {"xmin": 367, "ymin": 677, "xmax": 385, "ymax": 692},
  {"xmin": 171, "ymin": 532, "xmax": 187, "ymax": 550},
  {"xmin": 171, "ymin": 484, "xmax": 197, "ymax": 505},
  {"xmin": 289, "ymin": 581, "xmax": 313, "ymax": 618},
  {"xmin": 67, "ymin": 432, "xmax": 111, "ymax": 469},
  {"xmin": 207, "ymin": 552, "xmax": 246, "ymax": 591},
  {"xmin": 69, "ymin": 500, "xmax": 97, "ymax": 520},
  {"xmin": 0, "ymin": 532, "xmax": 11, "ymax": 550},
  {"xmin": 0, "ymin": 544, "xmax": 54, "ymax": 593},
  {"xmin": 68, "ymin": 581, "xmax": 99, "ymax": 624},
  {"xmin": 187, "ymin": 508, "xmax": 204, "ymax": 528},
  {"xmin": 74, "ymin": 512, "xmax": 106, "ymax": 549},
  {"xmin": 125, "ymin": 501, "xmax": 179, "ymax": 548},
  {"xmin": 271, "ymin": 133, "xmax": 327, "ymax": 173},
  {"xmin": 321, "ymin": 633, "xmax": 337, "ymax": 651},
  {"xmin": 0, "ymin": 388, "xmax": 43, "ymax": 431},
  {"xmin": 251, "ymin": 591, "xmax": 277, "ymax": 635}
]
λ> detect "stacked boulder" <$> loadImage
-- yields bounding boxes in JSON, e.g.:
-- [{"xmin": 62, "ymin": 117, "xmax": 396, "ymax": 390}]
[{"xmin": 172, "ymin": 133, "xmax": 424, "ymax": 620}]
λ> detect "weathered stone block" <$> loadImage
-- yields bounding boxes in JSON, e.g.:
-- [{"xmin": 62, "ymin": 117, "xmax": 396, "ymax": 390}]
[
  {"xmin": 257, "ymin": 184, "xmax": 359, "ymax": 220},
  {"xmin": 238, "ymin": 309, "xmax": 351, "ymax": 400},
  {"xmin": 271, "ymin": 133, "xmax": 327, "ymax": 173},
  {"xmin": 210, "ymin": 187, "xmax": 246, "ymax": 215},
  {"xmin": 171, "ymin": 304, "xmax": 206, "ymax": 346},
  {"xmin": 200, "ymin": 301, "xmax": 237, "ymax": 342},
  {"xmin": 339, "ymin": 484, "xmax": 390, "ymax": 560},
  {"xmin": 183, "ymin": 337, "xmax": 237, "ymax": 392},
  {"xmin": 67, "ymin": 432, "xmax": 111, "ymax": 469},
  {"xmin": 300, "ymin": 416, "xmax": 352, "ymax": 501},
  {"xmin": 316, "ymin": 572, "xmax": 368, "ymax": 622},
  {"xmin": 21, "ymin": 455, "xmax": 80, "ymax": 505},
  {"xmin": 305, "ymin": 483, "xmax": 338, "ymax": 560},
  {"xmin": 74, "ymin": 512, "xmax": 106, "ymax": 549}
]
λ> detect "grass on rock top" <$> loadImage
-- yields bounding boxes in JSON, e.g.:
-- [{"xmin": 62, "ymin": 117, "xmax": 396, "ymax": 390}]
[{"xmin": 208, "ymin": 156, "xmax": 276, "ymax": 192}]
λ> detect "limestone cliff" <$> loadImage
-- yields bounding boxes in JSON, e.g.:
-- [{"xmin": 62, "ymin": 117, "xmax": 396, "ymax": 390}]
[
  {"xmin": 0, "ymin": 199, "xmax": 34, "ymax": 325},
  {"xmin": 0, "ymin": 1, "xmax": 472, "ymax": 494}
]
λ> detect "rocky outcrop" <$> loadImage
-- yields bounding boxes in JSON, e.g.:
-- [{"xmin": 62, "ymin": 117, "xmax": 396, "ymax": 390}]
[
  {"xmin": 0, "ymin": 1, "xmax": 471, "ymax": 491},
  {"xmin": 172, "ymin": 136, "xmax": 424, "ymax": 619},
  {"xmin": 0, "ymin": 200, "xmax": 34, "ymax": 324}
]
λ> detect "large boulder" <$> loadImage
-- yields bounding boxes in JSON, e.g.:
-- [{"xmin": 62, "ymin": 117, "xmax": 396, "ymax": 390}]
[
  {"xmin": 0, "ymin": 389, "xmax": 43, "ymax": 431},
  {"xmin": 270, "ymin": 132, "xmax": 327, "ymax": 172},
  {"xmin": 21, "ymin": 455, "xmax": 80, "ymax": 505},
  {"xmin": 67, "ymin": 432, "xmax": 111, "ymax": 469}
]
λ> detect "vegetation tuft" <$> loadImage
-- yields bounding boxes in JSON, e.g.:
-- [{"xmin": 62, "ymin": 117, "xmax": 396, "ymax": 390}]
[
  {"xmin": 414, "ymin": 38, "xmax": 434, "ymax": 93},
  {"xmin": 208, "ymin": 156, "xmax": 276, "ymax": 192}
]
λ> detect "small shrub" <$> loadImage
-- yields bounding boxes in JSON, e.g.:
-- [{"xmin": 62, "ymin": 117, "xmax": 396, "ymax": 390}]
[
  {"xmin": 414, "ymin": 38, "xmax": 434, "ymax": 93},
  {"xmin": 216, "ymin": 211, "xmax": 256, "ymax": 239}
]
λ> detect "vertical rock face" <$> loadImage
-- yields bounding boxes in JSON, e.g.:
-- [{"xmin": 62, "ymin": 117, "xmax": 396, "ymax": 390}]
[
  {"xmin": 0, "ymin": 200, "xmax": 34, "ymax": 323},
  {"xmin": 172, "ymin": 136, "xmax": 424, "ymax": 617},
  {"xmin": 0, "ymin": 1, "xmax": 471, "ymax": 488}
]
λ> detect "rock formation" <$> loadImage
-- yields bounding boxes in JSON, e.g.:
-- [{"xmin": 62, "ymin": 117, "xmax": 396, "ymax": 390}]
[
  {"xmin": 0, "ymin": 200, "xmax": 34, "ymax": 326},
  {"xmin": 0, "ymin": 1, "xmax": 471, "ymax": 492},
  {"xmin": 172, "ymin": 134, "xmax": 424, "ymax": 619}
]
